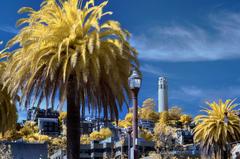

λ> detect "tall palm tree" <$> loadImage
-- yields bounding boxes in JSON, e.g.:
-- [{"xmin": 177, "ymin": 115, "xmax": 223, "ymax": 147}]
[
  {"xmin": 194, "ymin": 99, "xmax": 240, "ymax": 158},
  {"xmin": 0, "ymin": 47, "xmax": 17, "ymax": 136},
  {"xmin": 3, "ymin": 0, "xmax": 139, "ymax": 158}
]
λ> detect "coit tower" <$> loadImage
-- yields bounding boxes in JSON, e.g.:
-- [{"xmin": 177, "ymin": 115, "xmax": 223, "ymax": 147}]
[{"xmin": 158, "ymin": 77, "xmax": 168, "ymax": 112}]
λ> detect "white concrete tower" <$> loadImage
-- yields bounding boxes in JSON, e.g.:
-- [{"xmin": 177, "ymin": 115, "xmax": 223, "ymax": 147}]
[{"xmin": 158, "ymin": 77, "xmax": 168, "ymax": 112}]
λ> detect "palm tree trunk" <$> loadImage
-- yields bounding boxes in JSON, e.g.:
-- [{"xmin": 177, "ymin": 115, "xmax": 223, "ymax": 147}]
[
  {"xmin": 67, "ymin": 76, "xmax": 80, "ymax": 159},
  {"xmin": 220, "ymin": 147, "xmax": 228, "ymax": 159},
  {"xmin": 222, "ymin": 150, "xmax": 228, "ymax": 159}
]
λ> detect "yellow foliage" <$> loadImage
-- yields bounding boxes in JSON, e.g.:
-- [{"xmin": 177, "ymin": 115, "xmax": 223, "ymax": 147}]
[
  {"xmin": 0, "ymin": 48, "xmax": 17, "ymax": 135},
  {"xmin": 125, "ymin": 113, "xmax": 133, "ymax": 122},
  {"xmin": 89, "ymin": 128, "xmax": 112, "ymax": 141},
  {"xmin": 19, "ymin": 121, "xmax": 38, "ymax": 136},
  {"xmin": 180, "ymin": 114, "xmax": 192, "ymax": 125},
  {"xmin": 139, "ymin": 108, "xmax": 159, "ymax": 122},
  {"xmin": 168, "ymin": 106, "xmax": 182, "ymax": 120},
  {"xmin": 140, "ymin": 129, "xmax": 153, "ymax": 141},
  {"xmin": 23, "ymin": 133, "xmax": 49, "ymax": 143},
  {"xmin": 50, "ymin": 136, "xmax": 66, "ymax": 149},
  {"xmin": 3, "ymin": 0, "xmax": 139, "ymax": 120},
  {"xmin": 99, "ymin": 128, "xmax": 112, "ymax": 138},
  {"xmin": 154, "ymin": 111, "xmax": 176, "ymax": 142},
  {"xmin": 154, "ymin": 122, "xmax": 176, "ymax": 150},
  {"xmin": 80, "ymin": 135, "xmax": 91, "ymax": 144},
  {"xmin": 159, "ymin": 111, "xmax": 169, "ymax": 126},
  {"xmin": 59, "ymin": 112, "xmax": 67, "ymax": 121},
  {"xmin": 142, "ymin": 98, "xmax": 155, "ymax": 110},
  {"xmin": 194, "ymin": 99, "xmax": 240, "ymax": 156},
  {"xmin": 19, "ymin": 126, "xmax": 33, "ymax": 136},
  {"xmin": 1, "ymin": 130, "xmax": 22, "ymax": 141},
  {"xmin": 118, "ymin": 120, "xmax": 131, "ymax": 128},
  {"xmin": 1, "ymin": 121, "xmax": 39, "ymax": 141},
  {"xmin": 90, "ymin": 131, "xmax": 104, "ymax": 141},
  {"xmin": 154, "ymin": 122, "xmax": 167, "ymax": 136}
]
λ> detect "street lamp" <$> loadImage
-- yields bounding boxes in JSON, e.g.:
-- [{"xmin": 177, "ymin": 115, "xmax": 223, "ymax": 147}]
[
  {"xmin": 126, "ymin": 127, "xmax": 132, "ymax": 159},
  {"xmin": 128, "ymin": 70, "xmax": 141, "ymax": 159}
]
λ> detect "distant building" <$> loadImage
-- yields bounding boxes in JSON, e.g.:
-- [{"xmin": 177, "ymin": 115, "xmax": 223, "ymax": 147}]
[
  {"xmin": 91, "ymin": 118, "xmax": 113, "ymax": 130},
  {"xmin": 27, "ymin": 108, "xmax": 59, "ymax": 121},
  {"xmin": 38, "ymin": 118, "xmax": 59, "ymax": 136},
  {"xmin": 139, "ymin": 119, "xmax": 155, "ymax": 132},
  {"xmin": 80, "ymin": 118, "xmax": 94, "ymax": 135},
  {"xmin": 158, "ymin": 77, "xmax": 168, "ymax": 112},
  {"xmin": 50, "ymin": 141, "xmax": 114, "ymax": 159},
  {"xmin": 27, "ymin": 108, "xmax": 60, "ymax": 136},
  {"xmin": 91, "ymin": 118, "xmax": 118, "ymax": 137},
  {"xmin": 49, "ymin": 149, "xmax": 66, "ymax": 159},
  {"xmin": 176, "ymin": 130, "xmax": 194, "ymax": 145},
  {"xmin": 61, "ymin": 117, "xmax": 94, "ymax": 136},
  {"xmin": 115, "ymin": 138, "xmax": 155, "ymax": 158},
  {"xmin": 0, "ymin": 141, "xmax": 48, "ymax": 159},
  {"xmin": 50, "ymin": 138, "xmax": 154, "ymax": 159},
  {"xmin": 60, "ymin": 116, "xmax": 118, "ymax": 136}
]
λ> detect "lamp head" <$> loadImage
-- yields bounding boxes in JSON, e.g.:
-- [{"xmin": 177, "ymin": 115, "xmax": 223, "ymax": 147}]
[{"xmin": 128, "ymin": 70, "xmax": 142, "ymax": 90}]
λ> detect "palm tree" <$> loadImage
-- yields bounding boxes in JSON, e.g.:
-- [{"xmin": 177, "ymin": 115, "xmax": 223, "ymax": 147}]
[
  {"xmin": 194, "ymin": 99, "xmax": 240, "ymax": 158},
  {"xmin": 3, "ymin": 0, "xmax": 139, "ymax": 158},
  {"xmin": 0, "ymin": 48, "xmax": 17, "ymax": 137}
]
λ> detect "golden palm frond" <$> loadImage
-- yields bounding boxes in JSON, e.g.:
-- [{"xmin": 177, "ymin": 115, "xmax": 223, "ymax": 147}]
[
  {"xmin": 0, "ymin": 48, "xmax": 17, "ymax": 134},
  {"xmin": 194, "ymin": 99, "xmax": 240, "ymax": 156},
  {"xmin": 3, "ymin": 0, "xmax": 139, "ymax": 120}
]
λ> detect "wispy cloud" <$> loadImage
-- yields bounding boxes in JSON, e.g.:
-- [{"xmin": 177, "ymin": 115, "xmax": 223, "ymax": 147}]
[
  {"xmin": 132, "ymin": 12, "xmax": 240, "ymax": 62},
  {"xmin": 0, "ymin": 25, "xmax": 18, "ymax": 34},
  {"xmin": 141, "ymin": 64, "xmax": 165, "ymax": 76},
  {"xmin": 170, "ymin": 85, "xmax": 240, "ymax": 103}
]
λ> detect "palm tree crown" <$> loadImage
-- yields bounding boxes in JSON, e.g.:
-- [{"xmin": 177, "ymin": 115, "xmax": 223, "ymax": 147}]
[
  {"xmin": 0, "ymin": 48, "xmax": 17, "ymax": 135},
  {"xmin": 3, "ymin": 0, "xmax": 139, "ymax": 119},
  {"xmin": 194, "ymin": 99, "xmax": 240, "ymax": 157}
]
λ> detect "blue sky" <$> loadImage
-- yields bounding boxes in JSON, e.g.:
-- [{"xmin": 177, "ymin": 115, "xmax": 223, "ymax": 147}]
[{"xmin": 1, "ymin": 0, "xmax": 240, "ymax": 120}]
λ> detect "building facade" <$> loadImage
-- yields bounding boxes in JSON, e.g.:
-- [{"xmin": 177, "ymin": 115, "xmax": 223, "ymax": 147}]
[
  {"xmin": 38, "ymin": 118, "xmax": 59, "ymax": 136},
  {"xmin": 80, "ymin": 118, "xmax": 94, "ymax": 135},
  {"xmin": 50, "ymin": 139, "xmax": 154, "ymax": 159},
  {"xmin": 139, "ymin": 119, "xmax": 155, "ymax": 132},
  {"xmin": 27, "ymin": 108, "xmax": 60, "ymax": 136},
  {"xmin": 176, "ymin": 130, "xmax": 194, "ymax": 145},
  {"xmin": 0, "ymin": 141, "xmax": 48, "ymax": 159}
]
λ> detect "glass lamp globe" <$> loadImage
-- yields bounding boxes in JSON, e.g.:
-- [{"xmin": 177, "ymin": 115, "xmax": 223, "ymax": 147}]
[{"xmin": 128, "ymin": 70, "xmax": 141, "ymax": 90}]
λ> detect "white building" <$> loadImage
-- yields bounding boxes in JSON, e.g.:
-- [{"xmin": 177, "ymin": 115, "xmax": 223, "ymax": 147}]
[
  {"xmin": 0, "ymin": 141, "xmax": 48, "ymax": 159},
  {"xmin": 38, "ymin": 118, "xmax": 59, "ymax": 136},
  {"xmin": 158, "ymin": 77, "xmax": 168, "ymax": 112}
]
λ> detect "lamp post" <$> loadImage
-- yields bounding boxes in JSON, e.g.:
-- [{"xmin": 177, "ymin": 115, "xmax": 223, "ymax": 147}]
[
  {"xmin": 127, "ymin": 127, "xmax": 132, "ymax": 159},
  {"xmin": 128, "ymin": 70, "xmax": 141, "ymax": 159}
]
